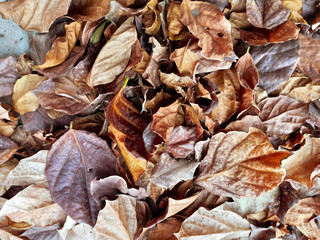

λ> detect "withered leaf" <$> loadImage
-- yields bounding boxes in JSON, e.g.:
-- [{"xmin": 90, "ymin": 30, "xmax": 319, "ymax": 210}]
[
  {"xmin": 88, "ymin": 17, "xmax": 137, "ymax": 87},
  {"xmin": 297, "ymin": 220, "xmax": 320, "ymax": 240},
  {"xmin": 258, "ymin": 95, "xmax": 310, "ymax": 137},
  {"xmin": 281, "ymin": 0, "xmax": 306, "ymax": 24},
  {"xmin": 175, "ymin": 202, "xmax": 251, "ymax": 239},
  {"xmin": 0, "ymin": 0, "xmax": 72, "ymax": 32},
  {"xmin": 93, "ymin": 195, "xmax": 151, "ymax": 240},
  {"xmin": 150, "ymin": 152, "xmax": 199, "ymax": 189},
  {"xmin": 0, "ymin": 135, "xmax": 19, "ymax": 165},
  {"xmin": 20, "ymin": 223, "xmax": 61, "ymax": 240},
  {"xmin": 12, "ymin": 74, "xmax": 47, "ymax": 115},
  {"xmin": 249, "ymin": 39, "xmax": 300, "ymax": 93},
  {"xmin": 167, "ymin": 1, "xmax": 186, "ymax": 41},
  {"xmin": 2, "ymin": 150, "xmax": 47, "ymax": 186},
  {"xmin": 45, "ymin": 129, "xmax": 119, "ymax": 226},
  {"xmin": 282, "ymin": 137, "xmax": 320, "ymax": 188},
  {"xmin": 68, "ymin": 0, "xmax": 111, "ymax": 22},
  {"xmin": 225, "ymin": 115, "xmax": 263, "ymax": 132},
  {"xmin": 151, "ymin": 100, "xmax": 184, "ymax": 141},
  {"xmin": 160, "ymin": 72, "xmax": 194, "ymax": 88},
  {"xmin": 0, "ymin": 159, "xmax": 18, "ymax": 196},
  {"xmin": 297, "ymin": 34, "xmax": 320, "ymax": 81},
  {"xmin": 143, "ymin": 0, "xmax": 161, "ymax": 35},
  {"xmin": 58, "ymin": 216, "xmax": 95, "ymax": 240},
  {"xmin": 37, "ymin": 22, "xmax": 82, "ymax": 69},
  {"xmin": 180, "ymin": 0, "xmax": 233, "ymax": 61},
  {"xmin": 170, "ymin": 46, "xmax": 199, "ymax": 78},
  {"xmin": 106, "ymin": 83, "xmax": 150, "ymax": 182},
  {"xmin": 195, "ymin": 128, "xmax": 290, "ymax": 198},
  {"xmin": 0, "ymin": 56, "xmax": 19, "ymax": 98},
  {"xmin": 246, "ymin": 0, "xmax": 290, "ymax": 29}
]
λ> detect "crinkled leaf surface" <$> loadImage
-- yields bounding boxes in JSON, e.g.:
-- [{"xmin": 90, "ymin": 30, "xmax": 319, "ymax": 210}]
[
  {"xmin": 195, "ymin": 128, "xmax": 290, "ymax": 198},
  {"xmin": 0, "ymin": 56, "xmax": 19, "ymax": 98},
  {"xmin": 45, "ymin": 129, "xmax": 119, "ymax": 226},
  {"xmin": 20, "ymin": 223, "xmax": 61, "ymax": 240},
  {"xmin": 0, "ymin": 135, "xmax": 19, "ymax": 165}
]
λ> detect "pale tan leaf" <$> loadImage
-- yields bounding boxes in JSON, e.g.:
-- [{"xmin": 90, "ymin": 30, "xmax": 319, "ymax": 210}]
[
  {"xmin": 180, "ymin": 0, "xmax": 233, "ymax": 61},
  {"xmin": 175, "ymin": 202, "xmax": 251, "ymax": 239},
  {"xmin": 164, "ymin": 194, "xmax": 200, "ymax": 220},
  {"xmin": 281, "ymin": 0, "xmax": 307, "ymax": 24},
  {"xmin": 167, "ymin": 1, "xmax": 186, "ymax": 40},
  {"xmin": 2, "ymin": 150, "xmax": 48, "ymax": 187},
  {"xmin": 0, "ymin": 159, "xmax": 18, "ymax": 196},
  {"xmin": 282, "ymin": 137, "xmax": 320, "ymax": 188},
  {"xmin": 195, "ymin": 128, "xmax": 290, "ymax": 198},
  {"xmin": 160, "ymin": 72, "xmax": 194, "ymax": 88},
  {"xmin": 0, "ymin": 0, "xmax": 72, "ymax": 32},
  {"xmin": 88, "ymin": 17, "xmax": 137, "ymax": 87},
  {"xmin": 0, "ymin": 183, "xmax": 67, "ymax": 229},
  {"xmin": 93, "ymin": 195, "xmax": 151, "ymax": 240},
  {"xmin": 0, "ymin": 104, "xmax": 11, "ymax": 121},
  {"xmin": 170, "ymin": 46, "xmax": 199, "ymax": 78},
  {"xmin": 285, "ymin": 196, "xmax": 320, "ymax": 225},
  {"xmin": 297, "ymin": 220, "xmax": 320, "ymax": 240},
  {"xmin": 0, "ymin": 136, "xmax": 19, "ymax": 165},
  {"xmin": 12, "ymin": 74, "xmax": 47, "ymax": 115},
  {"xmin": 0, "ymin": 119, "xmax": 18, "ymax": 138},
  {"xmin": 58, "ymin": 216, "xmax": 95, "ymax": 240}
]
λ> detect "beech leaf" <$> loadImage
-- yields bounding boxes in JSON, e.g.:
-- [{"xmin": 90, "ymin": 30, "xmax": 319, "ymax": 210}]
[
  {"xmin": 195, "ymin": 128, "xmax": 290, "ymax": 198},
  {"xmin": 45, "ymin": 129, "xmax": 119, "ymax": 226},
  {"xmin": 0, "ymin": 0, "xmax": 72, "ymax": 32}
]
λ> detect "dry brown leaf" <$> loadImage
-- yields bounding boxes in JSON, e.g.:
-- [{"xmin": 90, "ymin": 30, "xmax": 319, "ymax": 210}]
[
  {"xmin": 297, "ymin": 34, "xmax": 320, "ymax": 81},
  {"xmin": 68, "ymin": 0, "xmax": 111, "ymax": 22},
  {"xmin": 151, "ymin": 100, "xmax": 184, "ymax": 141},
  {"xmin": 285, "ymin": 196, "xmax": 320, "ymax": 225},
  {"xmin": 58, "ymin": 216, "xmax": 95, "ymax": 240},
  {"xmin": 0, "ymin": 135, "xmax": 19, "ymax": 165},
  {"xmin": 143, "ymin": 217, "xmax": 182, "ymax": 240},
  {"xmin": 225, "ymin": 115, "xmax": 263, "ymax": 132},
  {"xmin": 160, "ymin": 72, "xmax": 194, "ymax": 88},
  {"xmin": 258, "ymin": 95, "xmax": 310, "ymax": 137},
  {"xmin": 0, "ymin": 0, "xmax": 72, "ymax": 32},
  {"xmin": 37, "ymin": 22, "xmax": 82, "ymax": 69},
  {"xmin": 0, "ymin": 159, "xmax": 18, "ymax": 196},
  {"xmin": 180, "ymin": 0, "xmax": 232, "ymax": 61},
  {"xmin": 0, "ymin": 119, "xmax": 18, "ymax": 138},
  {"xmin": 246, "ymin": 0, "xmax": 290, "ymax": 29},
  {"xmin": 175, "ymin": 202, "xmax": 251, "ymax": 239},
  {"xmin": 143, "ymin": 0, "xmax": 161, "ymax": 35},
  {"xmin": 206, "ymin": 69, "xmax": 241, "ymax": 124},
  {"xmin": 93, "ymin": 195, "xmax": 151, "ymax": 240},
  {"xmin": 88, "ymin": 17, "xmax": 137, "ymax": 87},
  {"xmin": 2, "ymin": 150, "xmax": 48, "ymax": 187},
  {"xmin": 0, "ymin": 104, "xmax": 11, "ymax": 121},
  {"xmin": 195, "ymin": 128, "xmax": 290, "ymax": 198},
  {"xmin": 12, "ymin": 74, "xmax": 47, "ymax": 115},
  {"xmin": 167, "ymin": 1, "xmax": 186, "ymax": 40},
  {"xmin": 170, "ymin": 46, "xmax": 199, "ymax": 78},
  {"xmin": 281, "ymin": 0, "xmax": 306, "ymax": 24},
  {"xmin": 297, "ymin": 219, "xmax": 320, "ymax": 240},
  {"xmin": 282, "ymin": 137, "xmax": 320, "ymax": 188}
]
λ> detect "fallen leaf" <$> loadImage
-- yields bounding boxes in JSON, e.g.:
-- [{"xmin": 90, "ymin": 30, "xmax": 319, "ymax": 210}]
[
  {"xmin": 160, "ymin": 72, "xmax": 194, "ymax": 88},
  {"xmin": 240, "ymin": 21, "xmax": 299, "ymax": 45},
  {"xmin": 282, "ymin": 137, "xmax": 320, "ymax": 188},
  {"xmin": 45, "ymin": 129, "xmax": 119, "ymax": 226},
  {"xmin": 2, "ymin": 150, "xmax": 47, "ymax": 187},
  {"xmin": 175, "ymin": 202, "xmax": 251, "ymax": 239},
  {"xmin": 68, "ymin": 0, "xmax": 111, "ymax": 22},
  {"xmin": 285, "ymin": 195, "xmax": 320, "ymax": 225},
  {"xmin": 249, "ymin": 39, "xmax": 300, "ymax": 93},
  {"xmin": 246, "ymin": 0, "xmax": 290, "ymax": 29},
  {"xmin": 151, "ymin": 100, "xmax": 184, "ymax": 141},
  {"xmin": 297, "ymin": 219, "xmax": 320, "ymax": 240},
  {"xmin": 93, "ymin": 195, "xmax": 151, "ymax": 240},
  {"xmin": 0, "ymin": 159, "xmax": 19, "ymax": 196},
  {"xmin": 0, "ymin": 183, "xmax": 67, "ymax": 229},
  {"xmin": 58, "ymin": 216, "xmax": 95, "ymax": 240},
  {"xmin": 225, "ymin": 115, "xmax": 263, "ymax": 132},
  {"xmin": 20, "ymin": 223, "xmax": 61, "ymax": 240},
  {"xmin": 170, "ymin": 46, "xmax": 199, "ymax": 78},
  {"xmin": 165, "ymin": 126, "xmax": 198, "ymax": 158},
  {"xmin": 167, "ymin": 1, "xmax": 186, "ymax": 40},
  {"xmin": 195, "ymin": 128, "xmax": 290, "ymax": 198},
  {"xmin": 297, "ymin": 34, "xmax": 320, "ymax": 81},
  {"xmin": 143, "ymin": 0, "xmax": 161, "ymax": 35},
  {"xmin": 106, "ymin": 83, "xmax": 150, "ymax": 182},
  {"xmin": 143, "ymin": 216, "xmax": 182, "ymax": 240},
  {"xmin": 150, "ymin": 152, "xmax": 199, "ymax": 188},
  {"xmin": 0, "ymin": 135, "xmax": 19, "ymax": 165},
  {"xmin": 258, "ymin": 95, "xmax": 310, "ymax": 137},
  {"xmin": 281, "ymin": 0, "xmax": 306, "ymax": 24},
  {"xmin": 12, "ymin": 74, "xmax": 47, "ymax": 115},
  {"xmin": 0, "ymin": 0, "xmax": 72, "ymax": 32},
  {"xmin": 180, "ymin": 0, "xmax": 233, "ymax": 61},
  {"xmin": 0, "ymin": 56, "xmax": 19, "ymax": 98},
  {"xmin": 37, "ymin": 22, "xmax": 82, "ymax": 69},
  {"xmin": 88, "ymin": 17, "xmax": 137, "ymax": 87},
  {"xmin": 205, "ymin": 69, "xmax": 241, "ymax": 124},
  {"xmin": 91, "ymin": 175, "xmax": 148, "ymax": 201}
]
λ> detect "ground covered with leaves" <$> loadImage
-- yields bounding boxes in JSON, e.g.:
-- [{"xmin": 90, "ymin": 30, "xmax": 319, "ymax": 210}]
[{"xmin": 0, "ymin": 0, "xmax": 320, "ymax": 239}]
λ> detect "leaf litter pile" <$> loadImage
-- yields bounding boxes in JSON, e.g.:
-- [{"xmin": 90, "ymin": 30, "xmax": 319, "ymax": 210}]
[{"xmin": 1, "ymin": 0, "xmax": 320, "ymax": 239}]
